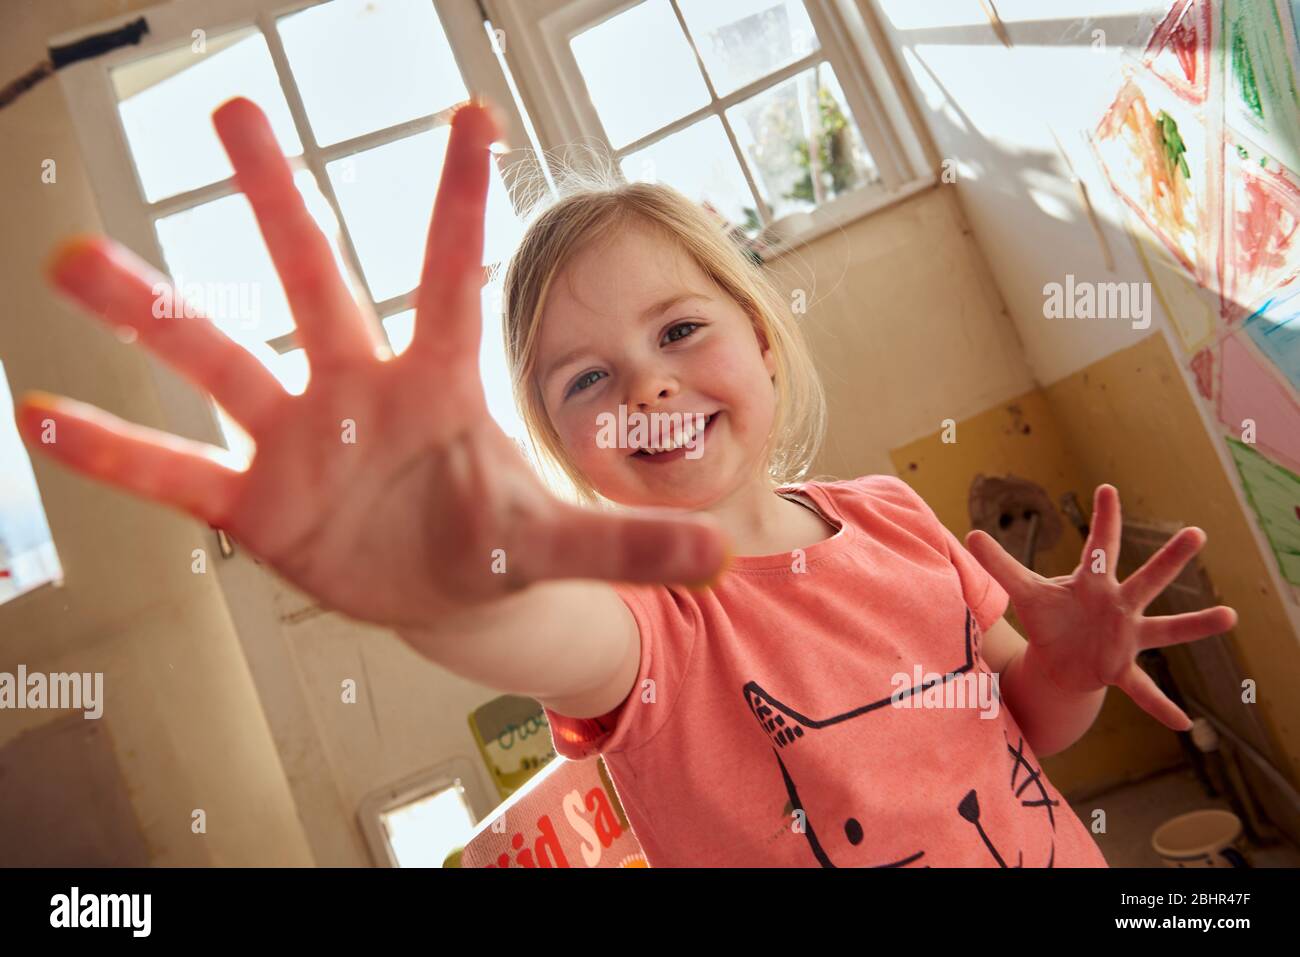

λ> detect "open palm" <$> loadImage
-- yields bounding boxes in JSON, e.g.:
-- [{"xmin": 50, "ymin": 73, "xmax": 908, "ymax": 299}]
[
  {"xmin": 966, "ymin": 485, "xmax": 1237, "ymax": 730},
  {"xmin": 19, "ymin": 97, "xmax": 727, "ymax": 630}
]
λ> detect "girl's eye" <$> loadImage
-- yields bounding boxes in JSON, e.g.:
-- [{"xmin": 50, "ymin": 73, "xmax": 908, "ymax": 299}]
[
  {"xmin": 663, "ymin": 321, "xmax": 700, "ymax": 344},
  {"xmin": 567, "ymin": 369, "xmax": 605, "ymax": 397},
  {"xmin": 564, "ymin": 322, "xmax": 700, "ymax": 398}
]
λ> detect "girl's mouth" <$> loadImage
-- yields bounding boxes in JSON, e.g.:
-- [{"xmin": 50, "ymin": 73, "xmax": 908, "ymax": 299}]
[{"xmin": 630, "ymin": 412, "xmax": 721, "ymax": 464}]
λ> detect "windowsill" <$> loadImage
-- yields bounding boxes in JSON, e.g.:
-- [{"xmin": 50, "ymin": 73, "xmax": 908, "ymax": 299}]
[
  {"xmin": 0, "ymin": 575, "xmax": 67, "ymax": 612},
  {"xmin": 759, "ymin": 172, "xmax": 938, "ymax": 260}
]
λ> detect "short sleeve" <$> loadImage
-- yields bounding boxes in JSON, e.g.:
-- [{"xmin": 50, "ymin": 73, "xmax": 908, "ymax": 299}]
[
  {"xmin": 861, "ymin": 475, "xmax": 1009, "ymax": 633},
  {"xmin": 542, "ymin": 582, "xmax": 699, "ymax": 759},
  {"xmin": 934, "ymin": 519, "xmax": 1009, "ymax": 633}
]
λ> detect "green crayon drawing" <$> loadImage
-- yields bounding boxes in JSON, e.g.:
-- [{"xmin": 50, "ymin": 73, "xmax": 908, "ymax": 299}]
[
  {"xmin": 1156, "ymin": 110, "xmax": 1192, "ymax": 180},
  {"xmin": 1227, "ymin": 0, "xmax": 1300, "ymax": 173},
  {"xmin": 1227, "ymin": 438, "xmax": 1300, "ymax": 586}
]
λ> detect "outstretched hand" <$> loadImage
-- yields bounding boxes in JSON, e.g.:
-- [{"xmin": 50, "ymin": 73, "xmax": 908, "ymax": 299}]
[
  {"xmin": 965, "ymin": 485, "xmax": 1237, "ymax": 731},
  {"xmin": 17, "ymin": 96, "xmax": 729, "ymax": 630}
]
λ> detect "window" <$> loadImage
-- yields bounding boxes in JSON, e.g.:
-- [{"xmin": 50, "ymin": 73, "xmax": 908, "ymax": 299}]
[
  {"xmin": 0, "ymin": 361, "xmax": 64, "ymax": 605},
  {"xmin": 487, "ymin": 0, "xmax": 932, "ymax": 250},
  {"xmin": 57, "ymin": 0, "xmax": 534, "ymax": 461},
  {"xmin": 58, "ymin": 0, "xmax": 927, "ymax": 465},
  {"xmin": 573, "ymin": 0, "xmax": 878, "ymax": 233},
  {"xmin": 357, "ymin": 756, "xmax": 486, "ymax": 867}
]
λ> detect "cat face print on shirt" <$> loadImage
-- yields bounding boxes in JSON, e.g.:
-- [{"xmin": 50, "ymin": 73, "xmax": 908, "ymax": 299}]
[{"xmin": 743, "ymin": 608, "xmax": 1060, "ymax": 867}]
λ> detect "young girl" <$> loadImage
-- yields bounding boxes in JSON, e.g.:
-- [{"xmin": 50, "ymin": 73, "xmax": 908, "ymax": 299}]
[{"xmin": 24, "ymin": 97, "xmax": 1237, "ymax": 867}]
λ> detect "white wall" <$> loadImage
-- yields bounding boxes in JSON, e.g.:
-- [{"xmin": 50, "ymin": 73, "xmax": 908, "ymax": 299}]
[
  {"xmin": 868, "ymin": 0, "xmax": 1300, "ymax": 625},
  {"xmin": 869, "ymin": 0, "xmax": 1172, "ymax": 384}
]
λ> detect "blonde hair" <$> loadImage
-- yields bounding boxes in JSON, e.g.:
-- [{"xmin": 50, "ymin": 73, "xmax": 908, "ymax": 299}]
[{"xmin": 499, "ymin": 158, "xmax": 826, "ymax": 509}]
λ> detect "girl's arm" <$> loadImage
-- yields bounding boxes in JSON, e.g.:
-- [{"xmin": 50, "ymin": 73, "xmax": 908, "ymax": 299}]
[
  {"xmin": 398, "ymin": 579, "xmax": 641, "ymax": 719},
  {"xmin": 982, "ymin": 617, "xmax": 1107, "ymax": 757}
]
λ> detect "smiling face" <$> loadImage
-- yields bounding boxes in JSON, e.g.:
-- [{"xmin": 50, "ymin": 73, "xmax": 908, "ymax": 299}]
[{"xmin": 536, "ymin": 222, "xmax": 778, "ymax": 510}]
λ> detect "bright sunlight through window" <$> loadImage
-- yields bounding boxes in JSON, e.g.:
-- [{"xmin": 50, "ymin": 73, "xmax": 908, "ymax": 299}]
[{"xmin": 108, "ymin": 0, "xmax": 528, "ymax": 467}]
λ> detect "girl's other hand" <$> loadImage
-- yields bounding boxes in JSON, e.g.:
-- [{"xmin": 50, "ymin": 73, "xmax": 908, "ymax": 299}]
[{"xmin": 966, "ymin": 485, "xmax": 1237, "ymax": 731}]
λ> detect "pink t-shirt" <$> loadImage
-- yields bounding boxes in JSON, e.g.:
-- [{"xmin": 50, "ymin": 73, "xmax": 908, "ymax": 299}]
[{"xmin": 543, "ymin": 475, "xmax": 1109, "ymax": 868}]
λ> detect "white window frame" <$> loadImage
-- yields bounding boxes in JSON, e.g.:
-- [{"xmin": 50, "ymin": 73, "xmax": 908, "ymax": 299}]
[
  {"xmin": 53, "ymin": 0, "xmax": 534, "ymax": 449},
  {"xmin": 484, "ymin": 0, "xmax": 934, "ymax": 254}
]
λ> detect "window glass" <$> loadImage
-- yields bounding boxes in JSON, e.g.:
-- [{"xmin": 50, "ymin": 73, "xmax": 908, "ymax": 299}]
[
  {"xmin": 0, "ymin": 361, "xmax": 64, "ymax": 604},
  {"xmin": 277, "ymin": 0, "xmax": 468, "ymax": 147},
  {"xmin": 678, "ymin": 0, "xmax": 819, "ymax": 96},
  {"xmin": 570, "ymin": 0, "xmax": 711, "ymax": 149},
  {"xmin": 112, "ymin": 27, "xmax": 302, "ymax": 203}
]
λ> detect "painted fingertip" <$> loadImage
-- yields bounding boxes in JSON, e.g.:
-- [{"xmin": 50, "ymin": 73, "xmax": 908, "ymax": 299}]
[
  {"xmin": 14, "ymin": 392, "xmax": 63, "ymax": 443},
  {"xmin": 685, "ymin": 542, "xmax": 732, "ymax": 592},
  {"xmin": 452, "ymin": 97, "xmax": 507, "ymax": 145},
  {"xmin": 44, "ymin": 234, "xmax": 100, "ymax": 285},
  {"xmin": 19, "ymin": 389, "xmax": 61, "ymax": 406},
  {"xmin": 212, "ymin": 95, "xmax": 259, "ymax": 127},
  {"xmin": 450, "ymin": 98, "xmax": 480, "ymax": 126}
]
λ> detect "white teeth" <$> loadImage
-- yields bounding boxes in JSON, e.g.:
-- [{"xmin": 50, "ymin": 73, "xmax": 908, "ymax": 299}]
[{"xmin": 639, "ymin": 414, "xmax": 711, "ymax": 454}]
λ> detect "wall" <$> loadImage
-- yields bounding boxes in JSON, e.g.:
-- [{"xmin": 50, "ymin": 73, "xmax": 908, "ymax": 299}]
[
  {"xmin": 767, "ymin": 184, "xmax": 1037, "ymax": 480},
  {"xmin": 0, "ymin": 0, "xmax": 313, "ymax": 866},
  {"xmin": 867, "ymin": 0, "xmax": 1300, "ymax": 831}
]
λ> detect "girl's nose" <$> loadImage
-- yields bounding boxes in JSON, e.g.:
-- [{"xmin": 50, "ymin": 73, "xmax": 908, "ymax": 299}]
[{"xmin": 631, "ymin": 376, "xmax": 678, "ymax": 411}]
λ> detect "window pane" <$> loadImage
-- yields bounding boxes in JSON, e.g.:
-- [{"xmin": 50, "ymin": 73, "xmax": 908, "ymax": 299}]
[
  {"xmin": 0, "ymin": 361, "xmax": 64, "ymax": 604},
  {"xmin": 727, "ymin": 63, "xmax": 879, "ymax": 220},
  {"xmin": 570, "ymin": 0, "xmax": 711, "ymax": 149},
  {"xmin": 622, "ymin": 115, "xmax": 760, "ymax": 233},
  {"xmin": 382, "ymin": 287, "xmax": 525, "ymax": 441},
  {"xmin": 382, "ymin": 309, "xmax": 415, "ymax": 356},
  {"xmin": 277, "ymin": 0, "xmax": 468, "ymax": 147},
  {"xmin": 112, "ymin": 28, "xmax": 302, "ymax": 203},
  {"xmin": 381, "ymin": 784, "xmax": 476, "ymax": 868},
  {"xmin": 265, "ymin": 347, "xmax": 310, "ymax": 396},
  {"xmin": 678, "ymin": 0, "xmax": 819, "ymax": 96},
  {"xmin": 212, "ymin": 346, "xmax": 308, "ymax": 466},
  {"xmin": 328, "ymin": 129, "xmax": 522, "ymax": 304},
  {"xmin": 154, "ymin": 170, "xmax": 350, "ymax": 346}
]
